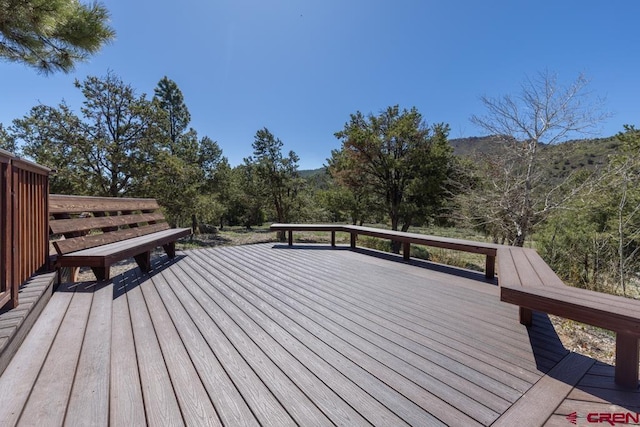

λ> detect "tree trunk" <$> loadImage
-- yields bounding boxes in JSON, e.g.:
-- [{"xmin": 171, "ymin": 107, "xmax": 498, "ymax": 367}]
[{"xmin": 390, "ymin": 215, "xmax": 401, "ymax": 254}]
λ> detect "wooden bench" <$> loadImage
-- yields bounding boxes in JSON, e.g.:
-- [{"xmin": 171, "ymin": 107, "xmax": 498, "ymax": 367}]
[
  {"xmin": 270, "ymin": 223, "xmax": 499, "ymax": 279},
  {"xmin": 498, "ymin": 246, "xmax": 640, "ymax": 389},
  {"xmin": 49, "ymin": 195, "xmax": 191, "ymax": 282}
]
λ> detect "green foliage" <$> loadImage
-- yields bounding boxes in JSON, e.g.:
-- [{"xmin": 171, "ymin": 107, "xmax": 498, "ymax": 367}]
[
  {"xmin": 154, "ymin": 76, "xmax": 191, "ymax": 150},
  {"xmin": 332, "ymin": 105, "xmax": 457, "ymax": 249},
  {"xmin": 245, "ymin": 128, "xmax": 306, "ymax": 229},
  {"xmin": 12, "ymin": 102, "xmax": 88, "ymax": 194},
  {"xmin": 75, "ymin": 72, "xmax": 162, "ymax": 196},
  {"xmin": 0, "ymin": 0, "xmax": 115, "ymax": 73},
  {"xmin": 536, "ymin": 125, "xmax": 640, "ymax": 295},
  {"xmin": 0, "ymin": 123, "xmax": 16, "ymax": 153}
]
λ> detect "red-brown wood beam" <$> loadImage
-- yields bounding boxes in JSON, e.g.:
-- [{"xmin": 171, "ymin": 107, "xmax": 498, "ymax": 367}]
[{"xmin": 615, "ymin": 333, "xmax": 639, "ymax": 389}]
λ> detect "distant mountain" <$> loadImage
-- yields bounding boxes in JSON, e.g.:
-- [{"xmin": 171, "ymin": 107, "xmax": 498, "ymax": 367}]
[
  {"xmin": 298, "ymin": 167, "xmax": 327, "ymax": 178},
  {"xmin": 449, "ymin": 135, "xmax": 513, "ymax": 157},
  {"xmin": 300, "ymin": 135, "xmax": 621, "ymax": 189},
  {"xmin": 450, "ymin": 135, "xmax": 620, "ymax": 180}
]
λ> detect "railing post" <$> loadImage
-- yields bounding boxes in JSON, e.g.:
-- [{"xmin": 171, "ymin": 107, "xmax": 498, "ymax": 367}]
[
  {"xmin": 403, "ymin": 242, "xmax": 410, "ymax": 261},
  {"xmin": 0, "ymin": 150, "xmax": 51, "ymax": 310}
]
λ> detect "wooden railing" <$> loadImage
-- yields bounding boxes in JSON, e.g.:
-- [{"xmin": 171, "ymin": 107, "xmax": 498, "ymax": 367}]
[{"xmin": 0, "ymin": 150, "xmax": 51, "ymax": 309}]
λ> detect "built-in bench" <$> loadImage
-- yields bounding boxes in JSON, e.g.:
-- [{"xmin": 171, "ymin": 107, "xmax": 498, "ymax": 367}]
[
  {"xmin": 50, "ymin": 195, "xmax": 191, "ymax": 283},
  {"xmin": 498, "ymin": 246, "xmax": 640, "ymax": 389},
  {"xmin": 271, "ymin": 223, "xmax": 640, "ymax": 389},
  {"xmin": 270, "ymin": 223, "xmax": 500, "ymax": 279}
]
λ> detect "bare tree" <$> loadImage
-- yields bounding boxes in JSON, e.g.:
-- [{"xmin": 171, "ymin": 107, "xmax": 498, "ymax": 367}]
[{"xmin": 470, "ymin": 71, "xmax": 609, "ymax": 246}]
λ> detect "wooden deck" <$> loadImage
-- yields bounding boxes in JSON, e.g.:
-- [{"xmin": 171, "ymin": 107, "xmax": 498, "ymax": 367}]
[{"xmin": 0, "ymin": 244, "xmax": 638, "ymax": 426}]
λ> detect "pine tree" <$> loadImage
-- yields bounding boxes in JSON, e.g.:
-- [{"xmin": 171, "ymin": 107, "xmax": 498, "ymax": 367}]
[{"xmin": 0, "ymin": 0, "xmax": 115, "ymax": 73}]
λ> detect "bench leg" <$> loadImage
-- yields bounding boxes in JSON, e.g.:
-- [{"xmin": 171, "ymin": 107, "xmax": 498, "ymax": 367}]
[
  {"xmin": 288, "ymin": 230, "xmax": 293, "ymax": 246},
  {"xmin": 403, "ymin": 242, "xmax": 410, "ymax": 261},
  {"xmin": 331, "ymin": 231, "xmax": 335, "ymax": 247},
  {"xmin": 485, "ymin": 255, "xmax": 496, "ymax": 279},
  {"xmin": 134, "ymin": 251, "xmax": 152, "ymax": 273},
  {"xmin": 615, "ymin": 333, "xmax": 639, "ymax": 389},
  {"xmin": 163, "ymin": 242, "xmax": 176, "ymax": 258},
  {"xmin": 59, "ymin": 266, "xmax": 80, "ymax": 284},
  {"xmin": 519, "ymin": 307, "xmax": 533, "ymax": 327},
  {"xmin": 91, "ymin": 267, "xmax": 110, "ymax": 281},
  {"xmin": 350, "ymin": 233, "xmax": 356, "ymax": 249}
]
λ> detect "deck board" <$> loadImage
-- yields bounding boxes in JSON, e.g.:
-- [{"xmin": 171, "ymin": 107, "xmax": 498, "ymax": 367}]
[
  {"xmin": 0, "ymin": 283, "xmax": 74, "ymax": 426},
  {"xmin": 203, "ymin": 247, "xmax": 507, "ymax": 423},
  {"xmin": 18, "ymin": 285, "xmax": 91, "ymax": 426},
  {"xmin": 109, "ymin": 271, "xmax": 147, "ymax": 426},
  {"xmin": 126, "ymin": 278, "xmax": 184, "ymax": 426},
  {"xmin": 1, "ymin": 243, "xmax": 638, "ymax": 426},
  {"xmin": 65, "ymin": 282, "xmax": 113, "ymax": 426}
]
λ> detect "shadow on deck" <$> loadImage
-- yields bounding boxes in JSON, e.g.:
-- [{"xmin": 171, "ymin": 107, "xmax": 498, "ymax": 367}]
[{"xmin": 0, "ymin": 243, "xmax": 637, "ymax": 426}]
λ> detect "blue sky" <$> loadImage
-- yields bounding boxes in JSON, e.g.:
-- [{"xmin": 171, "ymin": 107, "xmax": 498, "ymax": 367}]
[{"xmin": 1, "ymin": 0, "xmax": 639, "ymax": 169}]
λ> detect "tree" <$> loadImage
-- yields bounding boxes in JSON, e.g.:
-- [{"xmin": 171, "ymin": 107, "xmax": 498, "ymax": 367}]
[
  {"xmin": 0, "ymin": 123, "xmax": 16, "ymax": 152},
  {"xmin": 154, "ymin": 76, "xmax": 191, "ymax": 152},
  {"xmin": 245, "ymin": 128, "xmax": 305, "ymax": 238},
  {"xmin": 470, "ymin": 71, "xmax": 609, "ymax": 246},
  {"xmin": 75, "ymin": 72, "xmax": 163, "ymax": 196},
  {"xmin": 11, "ymin": 72, "xmax": 163, "ymax": 196},
  {"xmin": 609, "ymin": 125, "xmax": 640, "ymax": 295},
  {"xmin": 11, "ymin": 102, "xmax": 87, "ymax": 194},
  {"xmin": 0, "ymin": 0, "xmax": 115, "ymax": 73},
  {"xmin": 327, "ymin": 148, "xmax": 381, "ymax": 225},
  {"xmin": 333, "ymin": 105, "xmax": 455, "ymax": 252}
]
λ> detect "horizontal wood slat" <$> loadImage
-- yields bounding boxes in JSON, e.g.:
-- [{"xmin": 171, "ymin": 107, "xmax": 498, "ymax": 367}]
[
  {"xmin": 49, "ymin": 195, "xmax": 190, "ymax": 283},
  {"xmin": 50, "ymin": 213, "xmax": 166, "ymax": 235},
  {"xmin": 49, "ymin": 195, "xmax": 160, "ymax": 214},
  {"xmin": 53, "ymin": 223, "xmax": 170, "ymax": 255}
]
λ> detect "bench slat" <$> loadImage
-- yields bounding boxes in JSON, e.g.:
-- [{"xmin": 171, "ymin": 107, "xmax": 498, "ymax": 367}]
[
  {"xmin": 53, "ymin": 223, "xmax": 170, "ymax": 255},
  {"xmin": 57, "ymin": 229, "xmax": 191, "ymax": 267},
  {"xmin": 50, "ymin": 195, "xmax": 159, "ymax": 214},
  {"xmin": 521, "ymin": 249, "xmax": 565, "ymax": 287},
  {"xmin": 50, "ymin": 213, "xmax": 166, "ymax": 235}
]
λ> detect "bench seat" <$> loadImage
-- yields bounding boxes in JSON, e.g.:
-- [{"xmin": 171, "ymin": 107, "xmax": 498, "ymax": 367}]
[
  {"xmin": 55, "ymin": 228, "xmax": 191, "ymax": 280},
  {"xmin": 498, "ymin": 246, "xmax": 640, "ymax": 389},
  {"xmin": 270, "ymin": 223, "xmax": 499, "ymax": 279},
  {"xmin": 50, "ymin": 195, "xmax": 191, "ymax": 282}
]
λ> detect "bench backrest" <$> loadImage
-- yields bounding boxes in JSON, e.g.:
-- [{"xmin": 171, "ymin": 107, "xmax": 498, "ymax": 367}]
[{"xmin": 49, "ymin": 194, "xmax": 170, "ymax": 255}]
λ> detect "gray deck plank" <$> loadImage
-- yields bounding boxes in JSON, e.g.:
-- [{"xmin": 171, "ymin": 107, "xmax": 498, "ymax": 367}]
[
  {"xmin": 188, "ymin": 249, "xmax": 464, "ymax": 426},
  {"xmin": 492, "ymin": 352, "xmax": 595, "ymax": 426},
  {"xmin": 169, "ymin": 259, "xmax": 346, "ymax": 426},
  {"xmin": 65, "ymin": 282, "xmax": 113, "ymax": 426},
  {"xmin": 208, "ymin": 247, "xmax": 509, "ymax": 423},
  {"xmin": 240, "ymin": 245, "xmax": 540, "ymax": 391},
  {"xmin": 263, "ymin": 246, "xmax": 562, "ymax": 366},
  {"xmin": 155, "ymin": 262, "xmax": 299, "ymax": 427},
  {"xmin": 18, "ymin": 287, "xmax": 92, "ymax": 426},
  {"xmin": 3, "ymin": 243, "xmax": 638, "ymax": 427},
  {"xmin": 245, "ymin": 245, "xmax": 559, "ymax": 373},
  {"xmin": 126, "ymin": 280, "xmax": 184, "ymax": 426},
  {"xmin": 151, "ymin": 272, "xmax": 261, "ymax": 427},
  {"xmin": 0, "ymin": 284, "xmax": 74, "ymax": 426},
  {"xmin": 140, "ymin": 272, "xmax": 222, "ymax": 426},
  {"xmin": 179, "ymin": 254, "xmax": 410, "ymax": 426},
  {"xmin": 109, "ymin": 273, "xmax": 147, "ymax": 427}
]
